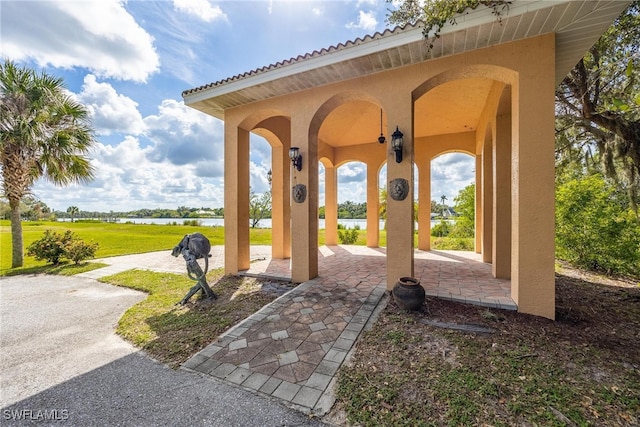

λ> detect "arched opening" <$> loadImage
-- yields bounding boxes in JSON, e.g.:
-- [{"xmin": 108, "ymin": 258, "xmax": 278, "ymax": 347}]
[
  {"xmin": 311, "ymin": 92, "xmax": 387, "ymax": 254},
  {"xmin": 429, "ymin": 152, "xmax": 476, "ymax": 251},
  {"xmin": 248, "ymin": 114, "xmax": 292, "ymax": 261},
  {"xmin": 248, "ymin": 133, "xmax": 272, "ymax": 230},
  {"xmin": 336, "ymin": 160, "xmax": 367, "ymax": 244},
  {"xmin": 408, "ymin": 66, "xmax": 520, "ymax": 313}
]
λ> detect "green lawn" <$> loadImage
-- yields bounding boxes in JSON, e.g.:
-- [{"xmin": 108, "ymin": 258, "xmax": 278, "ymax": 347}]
[
  {"xmin": 0, "ymin": 220, "xmax": 270, "ymax": 273},
  {"xmin": 1, "ymin": 219, "xmax": 471, "ymax": 274},
  {"xmin": 106, "ymin": 268, "xmax": 291, "ymax": 368}
]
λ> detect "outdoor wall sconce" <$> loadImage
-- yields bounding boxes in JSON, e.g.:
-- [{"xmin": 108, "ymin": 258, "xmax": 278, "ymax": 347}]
[
  {"xmin": 289, "ymin": 147, "xmax": 302, "ymax": 171},
  {"xmin": 267, "ymin": 169, "xmax": 272, "ymax": 186},
  {"xmin": 391, "ymin": 126, "xmax": 404, "ymax": 163}
]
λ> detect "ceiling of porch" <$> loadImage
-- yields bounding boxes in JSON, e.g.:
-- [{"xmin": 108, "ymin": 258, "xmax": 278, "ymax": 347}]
[{"xmin": 318, "ymin": 78, "xmax": 494, "ymax": 147}]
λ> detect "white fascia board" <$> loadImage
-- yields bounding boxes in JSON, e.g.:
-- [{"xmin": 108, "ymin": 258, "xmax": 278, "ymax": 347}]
[
  {"xmin": 183, "ymin": 0, "xmax": 571, "ymax": 106},
  {"xmin": 183, "ymin": 28, "xmax": 423, "ymax": 106}
]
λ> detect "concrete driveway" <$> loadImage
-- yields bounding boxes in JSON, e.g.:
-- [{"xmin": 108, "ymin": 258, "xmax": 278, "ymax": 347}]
[{"xmin": 0, "ymin": 274, "xmax": 323, "ymax": 426}]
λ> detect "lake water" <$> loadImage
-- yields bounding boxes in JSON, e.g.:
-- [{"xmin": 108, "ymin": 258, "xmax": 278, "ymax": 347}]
[
  {"xmin": 116, "ymin": 217, "xmax": 377, "ymax": 229},
  {"xmin": 66, "ymin": 217, "xmax": 449, "ymax": 230}
]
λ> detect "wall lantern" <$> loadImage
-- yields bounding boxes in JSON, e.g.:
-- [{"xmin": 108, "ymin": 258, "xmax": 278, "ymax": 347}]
[
  {"xmin": 391, "ymin": 126, "xmax": 404, "ymax": 163},
  {"xmin": 267, "ymin": 169, "xmax": 272, "ymax": 186},
  {"xmin": 289, "ymin": 147, "xmax": 302, "ymax": 171}
]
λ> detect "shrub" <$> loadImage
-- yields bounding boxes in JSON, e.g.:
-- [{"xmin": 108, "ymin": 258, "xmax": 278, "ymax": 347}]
[
  {"xmin": 26, "ymin": 230, "xmax": 99, "ymax": 265},
  {"xmin": 448, "ymin": 219, "xmax": 474, "ymax": 238},
  {"xmin": 556, "ymin": 175, "xmax": 640, "ymax": 277},
  {"xmin": 430, "ymin": 220, "xmax": 451, "ymax": 237},
  {"xmin": 338, "ymin": 224, "xmax": 360, "ymax": 245},
  {"xmin": 183, "ymin": 219, "xmax": 203, "ymax": 227},
  {"xmin": 64, "ymin": 239, "xmax": 99, "ymax": 264},
  {"xmin": 27, "ymin": 230, "xmax": 74, "ymax": 264},
  {"xmin": 432, "ymin": 237, "xmax": 474, "ymax": 251}
]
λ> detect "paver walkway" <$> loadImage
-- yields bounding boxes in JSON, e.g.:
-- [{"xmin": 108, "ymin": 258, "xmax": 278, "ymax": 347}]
[
  {"xmin": 182, "ymin": 245, "xmax": 387, "ymax": 415},
  {"xmin": 84, "ymin": 245, "xmax": 514, "ymax": 416},
  {"xmin": 181, "ymin": 245, "xmax": 514, "ymax": 416},
  {"xmin": 77, "ymin": 246, "xmax": 271, "ymax": 279}
]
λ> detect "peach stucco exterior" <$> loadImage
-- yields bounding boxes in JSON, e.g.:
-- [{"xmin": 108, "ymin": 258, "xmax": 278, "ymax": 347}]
[
  {"xmin": 226, "ymin": 34, "xmax": 555, "ymax": 319},
  {"xmin": 183, "ymin": 1, "xmax": 630, "ymax": 320}
]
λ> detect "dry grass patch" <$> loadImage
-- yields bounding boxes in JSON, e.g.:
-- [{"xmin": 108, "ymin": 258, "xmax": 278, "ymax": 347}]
[{"xmin": 332, "ymin": 267, "xmax": 639, "ymax": 426}]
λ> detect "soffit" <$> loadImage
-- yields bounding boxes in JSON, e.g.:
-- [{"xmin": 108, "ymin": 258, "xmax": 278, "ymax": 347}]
[{"xmin": 183, "ymin": 1, "xmax": 630, "ymax": 120}]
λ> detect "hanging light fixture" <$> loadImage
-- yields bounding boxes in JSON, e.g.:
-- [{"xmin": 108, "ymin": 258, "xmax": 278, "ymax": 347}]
[
  {"xmin": 391, "ymin": 126, "xmax": 404, "ymax": 163},
  {"xmin": 289, "ymin": 147, "xmax": 302, "ymax": 171},
  {"xmin": 378, "ymin": 109, "xmax": 386, "ymax": 144}
]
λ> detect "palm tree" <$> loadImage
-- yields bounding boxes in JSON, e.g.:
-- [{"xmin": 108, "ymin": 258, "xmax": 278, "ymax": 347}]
[
  {"xmin": 67, "ymin": 206, "xmax": 79, "ymax": 223},
  {"xmin": 1, "ymin": 60, "xmax": 96, "ymax": 267}
]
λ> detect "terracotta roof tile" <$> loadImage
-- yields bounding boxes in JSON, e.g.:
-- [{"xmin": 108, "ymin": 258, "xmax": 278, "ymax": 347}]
[{"xmin": 181, "ymin": 23, "xmax": 418, "ymax": 97}]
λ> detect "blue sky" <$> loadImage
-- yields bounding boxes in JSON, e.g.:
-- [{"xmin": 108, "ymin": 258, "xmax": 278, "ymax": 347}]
[{"xmin": 1, "ymin": 0, "xmax": 474, "ymax": 212}]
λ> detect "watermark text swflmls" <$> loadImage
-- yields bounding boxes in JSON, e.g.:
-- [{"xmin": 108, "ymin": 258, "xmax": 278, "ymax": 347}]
[{"xmin": 2, "ymin": 409, "xmax": 69, "ymax": 421}]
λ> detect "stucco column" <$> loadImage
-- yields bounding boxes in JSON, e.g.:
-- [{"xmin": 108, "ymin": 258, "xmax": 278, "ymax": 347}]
[
  {"xmin": 385, "ymin": 103, "xmax": 414, "ymax": 289},
  {"xmin": 475, "ymin": 154, "xmax": 482, "ymax": 254},
  {"xmin": 417, "ymin": 160, "xmax": 431, "ymax": 250},
  {"xmin": 224, "ymin": 124, "xmax": 250, "ymax": 274},
  {"xmin": 481, "ymin": 132, "xmax": 493, "ymax": 263},
  {"xmin": 492, "ymin": 88, "xmax": 512, "ymax": 279},
  {"xmin": 290, "ymin": 115, "xmax": 318, "ymax": 282},
  {"xmin": 324, "ymin": 164, "xmax": 338, "ymax": 245},
  {"xmin": 271, "ymin": 144, "xmax": 291, "ymax": 259},
  {"xmin": 511, "ymin": 34, "xmax": 556, "ymax": 319},
  {"xmin": 366, "ymin": 162, "xmax": 379, "ymax": 247}
]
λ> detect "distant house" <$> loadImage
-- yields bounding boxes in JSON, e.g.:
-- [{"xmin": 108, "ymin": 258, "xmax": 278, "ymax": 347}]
[
  {"xmin": 431, "ymin": 208, "xmax": 457, "ymax": 219},
  {"xmin": 183, "ymin": 1, "xmax": 630, "ymax": 319},
  {"xmin": 443, "ymin": 208, "xmax": 458, "ymax": 218}
]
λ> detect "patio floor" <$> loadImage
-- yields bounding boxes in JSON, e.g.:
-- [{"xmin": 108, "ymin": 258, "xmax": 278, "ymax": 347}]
[
  {"xmin": 182, "ymin": 246, "xmax": 514, "ymax": 416},
  {"xmin": 244, "ymin": 245, "xmax": 514, "ymax": 310}
]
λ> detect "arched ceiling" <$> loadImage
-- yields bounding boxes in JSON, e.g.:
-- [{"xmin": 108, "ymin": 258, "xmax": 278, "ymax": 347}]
[
  {"xmin": 319, "ymin": 101, "xmax": 382, "ymax": 147},
  {"xmin": 318, "ymin": 78, "xmax": 494, "ymax": 148},
  {"xmin": 415, "ymin": 78, "xmax": 494, "ymax": 137}
]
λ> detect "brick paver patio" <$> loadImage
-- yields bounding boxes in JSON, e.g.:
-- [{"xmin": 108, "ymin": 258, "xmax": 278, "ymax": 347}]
[{"xmin": 182, "ymin": 245, "xmax": 514, "ymax": 415}]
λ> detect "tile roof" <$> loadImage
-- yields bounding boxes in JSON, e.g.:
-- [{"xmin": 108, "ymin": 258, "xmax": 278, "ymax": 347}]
[
  {"xmin": 181, "ymin": 23, "xmax": 418, "ymax": 97},
  {"xmin": 183, "ymin": 1, "xmax": 631, "ymax": 118}
]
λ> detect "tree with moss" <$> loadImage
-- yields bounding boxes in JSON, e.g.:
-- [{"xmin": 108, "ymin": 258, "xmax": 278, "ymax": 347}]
[
  {"xmin": 555, "ymin": 1, "xmax": 640, "ymax": 220},
  {"xmin": 387, "ymin": 0, "xmax": 511, "ymax": 47},
  {"xmin": 388, "ymin": 1, "xmax": 640, "ymax": 220}
]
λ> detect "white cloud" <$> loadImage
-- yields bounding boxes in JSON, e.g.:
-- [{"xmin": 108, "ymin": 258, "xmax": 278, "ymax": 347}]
[
  {"xmin": 338, "ymin": 162, "xmax": 366, "ymax": 183},
  {"xmin": 76, "ymin": 75, "xmax": 145, "ymax": 136},
  {"xmin": 1, "ymin": 0, "xmax": 159, "ymax": 82},
  {"xmin": 143, "ymin": 99, "xmax": 224, "ymax": 173},
  {"xmin": 34, "ymin": 136, "xmax": 225, "ymax": 212},
  {"xmin": 32, "ymin": 98, "xmax": 229, "ymax": 211},
  {"xmin": 431, "ymin": 153, "xmax": 475, "ymax": 204},
  {"xmin": 346, "ymin": 10, "xmax": 378, "ymax": 31},
  {"xmin": 172, "ymin": 0, "xmax": 227, "ymax": 23}
]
